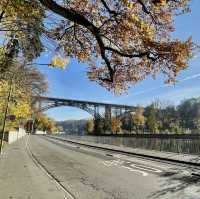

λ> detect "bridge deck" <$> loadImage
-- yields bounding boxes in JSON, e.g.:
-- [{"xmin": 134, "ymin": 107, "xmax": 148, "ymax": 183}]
[{"xmin": 34, "ymin": 96, "xmax": 135, "ymax": 109}]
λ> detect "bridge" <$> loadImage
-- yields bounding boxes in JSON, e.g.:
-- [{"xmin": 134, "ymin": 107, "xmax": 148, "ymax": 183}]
[{"xmin": 33, "ymin": 96, "xmax": 136, "ymax": 127}]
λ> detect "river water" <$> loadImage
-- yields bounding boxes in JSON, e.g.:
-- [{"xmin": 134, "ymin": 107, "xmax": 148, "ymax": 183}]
[{"xmin": 59, "ymin": 135, "xmax": 200, "ymax": 155}]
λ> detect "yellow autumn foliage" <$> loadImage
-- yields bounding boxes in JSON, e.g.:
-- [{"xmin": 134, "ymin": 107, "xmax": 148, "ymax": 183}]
[
  {"xmin": 0, "ymin": 80, "xmax": 32, "ymax": 130},
  {"xmin": 11, "ymin": 102, "xmax": 31, "ymax": 119},
  {"xmin": 111, "ymin": 118, "xmax": 122, "ymax": 134},
  {"xmin": 49, "ymin": 55, "xmax": 69, "ymax": 69},
  {"xmin": 86, "ymin": 119, "xmax": 94, "ymax": 133},
  {"xmin": 35, "ymin": 113, "xmax": 58, "ymax": 133}
]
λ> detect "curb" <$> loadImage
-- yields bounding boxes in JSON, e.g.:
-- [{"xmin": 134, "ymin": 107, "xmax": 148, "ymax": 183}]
[{"xmin": 45, "ymin": 135, "xmax": 200, "ymax": 168}]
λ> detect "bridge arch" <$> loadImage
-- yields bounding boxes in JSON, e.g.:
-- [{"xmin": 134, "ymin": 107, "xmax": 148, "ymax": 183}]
[
  {"xmin": 33, "ymin": 96, "xmax": 136, "ymax": 122},
  {"xmin": 38, "ymin": 101, "xmax": 103, "ymax": 119}
]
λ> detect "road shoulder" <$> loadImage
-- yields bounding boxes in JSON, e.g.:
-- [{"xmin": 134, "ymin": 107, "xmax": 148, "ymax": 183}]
[{"xmin": 0, "ymin": 136, "xmax": 69, "ymax": 199}]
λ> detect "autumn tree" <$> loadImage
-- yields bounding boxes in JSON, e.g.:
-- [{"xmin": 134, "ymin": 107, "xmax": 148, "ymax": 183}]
[
  {"xmin": 86, "ymin": 119, "xmax": 94, "ymax": 134},
  {"xmin": 0, "ymin": 0, "xmax": 197, "ymax": 93},
  {"xmin": 111, "ymin": 117, "xmax": 122, "ymax": 134},
  {"xmin": 0, "ymin": 80, "xmax": 32, "ymax": 130},
  {"xmin": 0, "ymin": 0, "xmax": 44, "ymax": 69},
  {"xmin": 34, "ymin": 113, "xmax": 58, "ymax": 133},
  {"xmin": 94, "ymin": 118, "xmax": 105, "ymax": 134},
  {"xmin": 145, "ymin": 104, "xmax": 161, "ymax": 133},
  {"xmin": 0, "ymin": 63, "xmax": 48, "ymax": 101},
  {"xmin": 131, "ymin": 107, "xmax": 146, "ymax": 133},
  {"xmin": 0, "ymin": 63, "xmax": 48, "ymax": 131}
]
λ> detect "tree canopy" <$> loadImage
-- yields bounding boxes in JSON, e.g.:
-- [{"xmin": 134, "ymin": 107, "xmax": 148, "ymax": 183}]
[
  {"xmin": 0, "ymin": 62, "xmax": 48, "ymax": 131},
  {"xmin": 0, "ymin": 0, "xmax": 197, "ymax": 93}
]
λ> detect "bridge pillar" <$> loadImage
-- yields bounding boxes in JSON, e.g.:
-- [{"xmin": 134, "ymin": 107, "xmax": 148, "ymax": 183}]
[{"xmin": 94, "ymin": 106, "xmax": 99, "ymax": 119}]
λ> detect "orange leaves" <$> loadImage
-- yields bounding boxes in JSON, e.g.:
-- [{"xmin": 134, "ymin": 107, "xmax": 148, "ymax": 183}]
[
  {"xmin": 41, "ymin": 0, "xmax": 195, "ymax": 94},
  {"xmin": 75, "ymin": 51, "xmax": 90, "ymax": 61},
  {"xmin": 153, "ymin": 0, "xmax": 167, "ymax": 8},
  {"xmin": 144, "ymin": 37, "xmax": 195, "ymax": 84},
  {"xmin": 1, "ymin": 0, "xmax": 195, "ymax": 95},
  {"xmin": 160, "ymin": 12, "xmax": 172, "ymax": 23},
  {"xmin": 111, "ymin": 118, "xmax": 122, "ymax": 133},
  {"xmin": 36, "ymin": 113, "xmax": 57, "ymax": 133},
  {"xmin": 172, "ymin": 38, "xmax": 194, "ymax": 68}
]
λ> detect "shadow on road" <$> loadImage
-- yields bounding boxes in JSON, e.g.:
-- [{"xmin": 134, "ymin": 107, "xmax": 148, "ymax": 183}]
[
  {"xmin": 149, "ymin": 169, "xmax": 200, "ymax": 198},
  {"xmin": 190, "ymin": 155, "xmax": 200, "ymax": 164}
]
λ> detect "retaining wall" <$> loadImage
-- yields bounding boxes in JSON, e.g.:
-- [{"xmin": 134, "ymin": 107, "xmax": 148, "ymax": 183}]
[
  {"xmin": 35, "ymin": 130, "xmax": 47, "ymax": 135},
  {"xmin": 1, "ymin": 128, "xmax": 27, "ymax": 144}
]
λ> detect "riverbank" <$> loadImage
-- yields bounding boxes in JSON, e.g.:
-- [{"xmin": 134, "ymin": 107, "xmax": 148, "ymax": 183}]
[
  {"xmin": 47, "ymin": 135, "xmax": 200, "ymax": 167},
  {"xmin": 86, "ymin": 133, "xmax": 200, "ymax": 139},
  {"xmin": 57, "ymin": 134, "xmax": 200, "ymax": 155}
]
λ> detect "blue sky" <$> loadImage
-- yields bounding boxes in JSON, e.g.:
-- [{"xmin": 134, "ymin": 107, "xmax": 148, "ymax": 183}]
[{"xmin": 37, "ymin": 0, "xmax": 200, "ymax": 121}]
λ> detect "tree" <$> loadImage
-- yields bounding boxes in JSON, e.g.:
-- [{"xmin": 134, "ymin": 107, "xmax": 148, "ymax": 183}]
[
  {"xmin": 145, "ymin": 104, "xmax": 161, "ymax": 133},
  {"xmin": 0, "ymin": 0, "xmax": 44, "ymax": 67},
  {"xmin": 0, "ymin": 63, "xmax": 48, "ymax": 131},
  {"xmin": 94, "ymin": 118, "xmax": 105, "ymax": 134},
  {"xmin": 111, "ymin": 117, "xmax": 122, "ymax": 134},
  {"xmin": 34, "ymin": 113, "xmax": 58, "ymax": 133},
  {"xmin": 1, "ymin": 0, "xmax": 197, "ymax": 93},
  {"xmin": 0, "ymin": 80, "xmax": 31, "ymax": 130},
  {"xmin": 158, "ymin": 105, "xmax": 181, "ymax": 133},
  {"xmin": 178, "ymin": 98, "xmax": 200, "ymax": 130},
  {"xmin": 86, "ymin": 119, "xmax": 94, "ymax": 134},
  {"xmin": 193, "ymin": 118, "xmax": 200, "ymax": 131},
  {"xmin": 131, "ymin": 107, "xmax": 146, "ymax": 133}
]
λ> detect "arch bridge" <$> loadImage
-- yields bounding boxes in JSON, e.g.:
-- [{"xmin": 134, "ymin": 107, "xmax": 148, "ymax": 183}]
[{"xmin": 33, "ymin": 96, "xmax": 135, "ymax": 122}]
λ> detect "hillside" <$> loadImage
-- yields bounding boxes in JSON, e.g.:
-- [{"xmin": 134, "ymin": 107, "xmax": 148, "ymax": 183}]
[{"xmin": 57, "ymin": 119, "xmax": 87, "ymax": 135}]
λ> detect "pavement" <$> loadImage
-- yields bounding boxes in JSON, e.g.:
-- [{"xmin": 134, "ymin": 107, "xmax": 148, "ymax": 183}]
[
  {"xmin": 0, "ymin": 136, "xmax": 72, "ymax": 199},
  {"xmin": 1, "ymin": 135, "xmax": 200, "ymax": 199}
]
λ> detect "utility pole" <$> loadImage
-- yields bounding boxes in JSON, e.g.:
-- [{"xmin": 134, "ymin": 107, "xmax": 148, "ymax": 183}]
[{"xmin": 0, "ymin": 76, "xmax": 13, "ymax": 155}]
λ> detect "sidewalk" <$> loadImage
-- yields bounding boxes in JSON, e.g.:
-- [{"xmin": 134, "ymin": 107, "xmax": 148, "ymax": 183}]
[
  {"xmin": 0, "ymin": 136, "xmax": 68, "ymax": 199},
  {"xmin": 49, "ymin": 135, "xmax": 200, "ymax": 166}
]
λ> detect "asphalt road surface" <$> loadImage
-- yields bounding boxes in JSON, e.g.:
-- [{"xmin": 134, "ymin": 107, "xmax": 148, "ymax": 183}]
[{"xmin": 28, "ymin": 135, "xmax": 200, "ymax": 199}]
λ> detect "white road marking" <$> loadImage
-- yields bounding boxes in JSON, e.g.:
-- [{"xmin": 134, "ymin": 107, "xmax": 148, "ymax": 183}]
[
  {"xmin": 113, "ymin": 154, "xmax": 125, "ymax": 159},
  {"xmin": 100, "ymin": 156, "xmax": 162, "ymax": 176},
  {"xmin": 130, "ymin": 163, "xmax": 162, "ymax": 173},
  {"xmin": 113, "ymin": 154, "xmax": 166, "ymax": 170},
  {"xmin": 121, "ymin": 165, "xmax": 148, "ymax": 176},
  {"xmin": 100, "ymin": 160, "xmax": 149, "ymax": 176},
  {"xmin": 102, "ymin": 160, "xmax": 124, "ymax": 167}
]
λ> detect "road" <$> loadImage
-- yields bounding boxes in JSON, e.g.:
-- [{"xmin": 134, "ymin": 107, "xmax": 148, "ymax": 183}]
[{"xmin": 28, "ymin": 135, "xmax": 200, "ymax": 199}]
